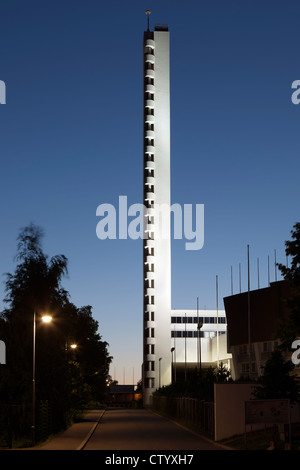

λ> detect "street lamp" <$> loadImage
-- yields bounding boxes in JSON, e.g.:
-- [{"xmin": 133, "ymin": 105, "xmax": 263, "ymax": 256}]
[
  {"xmin": 158, "ymin": 358, "xmax": 162, "ymax": 389},
  {"xmin": 32, "ymin": 311, "xmax": 52, "ymax": 446},
  {"xmin": 171, "ymin": 347, "xmax": 175, "ymax": 383},
  {"xmin": 42, "ymin": 315, "xmax": 52, "ymax": 323},
  {"xmin": 197, "ymin": 321, "xmax": 203, "ymax": 377}
]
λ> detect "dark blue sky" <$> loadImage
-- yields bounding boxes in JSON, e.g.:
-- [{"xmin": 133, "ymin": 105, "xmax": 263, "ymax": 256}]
[{"xmin": 1, "ymin": 0, "xmax": 299, "ymax": 383}]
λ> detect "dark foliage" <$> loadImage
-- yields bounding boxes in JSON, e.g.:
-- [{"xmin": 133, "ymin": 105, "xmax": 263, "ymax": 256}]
[
  {"xmin": 0, "ymin": 224, "xmax": 112, "ymax": 438},
  {"xmin": 277, "ymin": 222, "xmax": 300, "ymax": 349},
  {"xmin": 253, "ymin": 350, "xmax": 299, "ymax": 403}
]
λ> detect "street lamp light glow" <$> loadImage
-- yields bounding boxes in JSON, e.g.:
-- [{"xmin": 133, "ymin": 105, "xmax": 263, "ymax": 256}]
[{"xmin": 42, "ymin": 315, "xmax": 52, "ymax": 323}]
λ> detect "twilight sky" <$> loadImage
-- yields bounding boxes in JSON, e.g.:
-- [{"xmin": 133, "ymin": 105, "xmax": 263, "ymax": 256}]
[{"xmin": 0, "ymin": 0, "xmax": 299, "ymax": 384}]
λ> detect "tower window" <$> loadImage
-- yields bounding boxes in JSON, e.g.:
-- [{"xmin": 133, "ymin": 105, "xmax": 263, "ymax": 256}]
[
  {"xmin": 144, "ymin": 378, "xmax": 155, "ymax": 389},
  {"xmin": 145, "ymin": 361, "xmax": 155, "ymax": 371},
  {"xmin": 144, "ymin": 344, "xmax": 155, "ymax": 355}
]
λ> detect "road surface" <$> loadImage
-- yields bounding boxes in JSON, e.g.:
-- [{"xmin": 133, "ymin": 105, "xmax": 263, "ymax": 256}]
[{"xmin": 83, "ymin": 408, "xmax": 224, "ymax": 450}]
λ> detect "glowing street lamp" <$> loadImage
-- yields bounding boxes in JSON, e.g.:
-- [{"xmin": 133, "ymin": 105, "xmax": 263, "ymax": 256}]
[
  {"xmin": 32, "ymin": 311, "xmax": 52, "ymax": 446},
  {"xmin": 42, "ymin": 315, "xmax": 52, "ymax": 323}
]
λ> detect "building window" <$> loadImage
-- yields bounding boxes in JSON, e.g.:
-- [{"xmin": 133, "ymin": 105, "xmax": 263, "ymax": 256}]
[
  {"xmin": 145, "ymin": 278, "xmax": 154, "ymax": 288},
  {"xmin": 145, "ymin": 311, "xmax": 154, "ymax": 322},
  {"xmin": 145, "ymin": 263, "xmax": 154, "ymax": 272},
  {"xmin": 145, "ymin": 378, "xmax": 155, "ymax": 389},
  {"xmin": 171, "ymin": 317, "xmax": 181, "ymax": 323},
  {"xmin": 145, "ymin": 344, "xmax": 155, "ymax": 355},
  {"xmin": 146, "ymin": 327, "xmax": 155, "ymax": 338},
  {"xmin": 145, "ymin": 361, "xmax": 155, "ymax": 371},
  {"xmin": 171, "ymin": 331, "xmax": 204, "ymax": 338},
  {"xmin": 145, "ymin": 328, "xmax": 151, "ymax": 338}
]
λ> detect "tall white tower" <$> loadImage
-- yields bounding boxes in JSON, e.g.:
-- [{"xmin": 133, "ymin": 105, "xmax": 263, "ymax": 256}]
[{"xmin": 143, "ymin": 19, "xmax": 172, "ymax": 406}]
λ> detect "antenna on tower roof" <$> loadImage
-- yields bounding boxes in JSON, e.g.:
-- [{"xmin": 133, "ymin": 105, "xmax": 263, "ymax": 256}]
[{"xmin": 145, "ymin": 10, "xmax": 151, "ymax": 31}]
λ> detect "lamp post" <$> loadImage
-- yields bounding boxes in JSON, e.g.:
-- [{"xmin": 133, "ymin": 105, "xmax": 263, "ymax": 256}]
[
  {"xmin": 32, "ymin": 312, "xmax": 52, "ymax": 446},
  {"xmin": 171, "ymin": 347, "xmax": 175, "ymax": 383},
  {"xmin": 158, "ymin": 358, "xmax": 162, "ymax": 389},
  {"xmin": 197, "ymin": 321, "xmax": 203, "ymax": 377}
]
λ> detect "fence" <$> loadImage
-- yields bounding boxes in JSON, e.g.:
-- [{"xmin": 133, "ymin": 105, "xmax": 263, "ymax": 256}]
[
  {"xmin": 0, "ymin": 401, "xmax": 60, "ymax": 448},
  {"xmin": 0, "ymin": 404, "xmax": 31, "ymax": 448},
  {"xmin": 152, "ymin": 395, "xmax": 214, "ymax": 437}
]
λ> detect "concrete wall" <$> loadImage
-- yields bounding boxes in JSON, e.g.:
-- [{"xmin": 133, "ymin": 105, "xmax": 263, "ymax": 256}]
[
  {"xmin": 214, "ymin": 383, "xmax": 300, "ymax": 441},
  {"xmin": 214, "ymin": 383, "xmax": 260, "ymax": 441}
]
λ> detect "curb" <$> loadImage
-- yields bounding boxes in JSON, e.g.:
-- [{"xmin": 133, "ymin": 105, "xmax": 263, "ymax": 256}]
[{"xmin": 76, "ymin": 409, "xmax": 106, "ymax": 450}]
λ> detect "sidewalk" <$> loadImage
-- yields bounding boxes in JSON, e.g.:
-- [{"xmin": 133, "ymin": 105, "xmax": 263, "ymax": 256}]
[{"xmin": 33, "ymin": 409, "xmax": 106, "ymax": 450}]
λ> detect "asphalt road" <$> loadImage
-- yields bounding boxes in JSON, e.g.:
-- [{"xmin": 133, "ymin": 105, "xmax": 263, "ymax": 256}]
[{"xmin": 83, "ymin": 408, "xmax": 224, "ymax": 450}]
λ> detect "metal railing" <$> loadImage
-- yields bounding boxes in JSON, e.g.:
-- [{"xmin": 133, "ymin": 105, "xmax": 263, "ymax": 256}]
[{"xmin": 152, "ymin": 395, "xmax": 214, "ymax": 437}]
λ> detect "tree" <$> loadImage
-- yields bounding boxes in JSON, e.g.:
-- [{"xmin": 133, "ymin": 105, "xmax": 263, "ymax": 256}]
[
  {"xmin": 277, "ymin": 222, "xmax": 300, "ymax": 349},
  {"xmin": 253, "ymin": 350, "xmax": 299, "ymax": 403},
  {"xmin": 0, "ymin": 223, "xmax": 70, "ymax": 406},
  {"xmin": 0, "ymin": 223, "xmax": 112, "ymax": 435}
]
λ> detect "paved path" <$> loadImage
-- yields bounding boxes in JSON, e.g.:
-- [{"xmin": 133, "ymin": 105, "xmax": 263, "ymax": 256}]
[
  {"xmin": 36, "ymin": 409, "xmax": 105, "ymax": 450},
  {"xmin": 83, "ymin": 408, "xmax": 224, "ymax": 450}
]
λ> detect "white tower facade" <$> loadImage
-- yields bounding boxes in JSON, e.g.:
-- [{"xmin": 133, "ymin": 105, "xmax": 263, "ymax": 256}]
[{"xmin": 143, "ymin": 24, "xmax": 171, "ymax": 406}]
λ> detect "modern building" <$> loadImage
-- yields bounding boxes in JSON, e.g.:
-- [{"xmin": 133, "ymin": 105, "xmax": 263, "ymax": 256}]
[
  {"xmin": 143, "ymin": 22, "xmax": 172, "ymax": 406},
  {"xmin": 171, "ymin": 309, "xmax": 230, "ymax": 373},
  {"xmin": 224, "ymin": 280, "xmax": 292, "ymax": 380},
  {"xmin": 142, "ymin": 17, "xmax": 229, "ymax": 405}
]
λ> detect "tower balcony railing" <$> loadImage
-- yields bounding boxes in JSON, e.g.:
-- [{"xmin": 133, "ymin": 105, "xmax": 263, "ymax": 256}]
[
  {"xmin": 144, "ymin": 271, "xmax": 155, "ymax": 281},
  {"xmin": 144, "ymin": 45, "xmax": 154, "ymax": 54},
  {"xmin": 144, "ymin": 325, "xmax": 155, "ymax": 337},
  {"xmin": 145, "ymin": 255, "xmax": 155, "ymax": 264},
  {"xmin": 145, "ymin": 176, "xmax": 155, "ymax": 185},
  {"xmin": 145, "ymin": 99, "xmax": 155, "ymax": 109},
  {"xmin": 145, "ymin": 353, "xmax": 155, "ymax": 363},
  {"xmin": 145, "ymin": 145, "xmax": 155, "ymax": 154},
  {"xmin": 144, "ymin": 238, "xmax": 155, "ymax": 247},
  {"xmin": 144, "ymin": 370, "xmax": 155, "ymax": 379},
  {"xmin": 145, "ymin": 129, "xmax": 155, "ymax": 138},
  {"xmin": 145, "ymin": 160, "xmax": 155, "ymax": 170},
  {"xmin": 145, "ymin": 192, "xmax": 155, "ymax": 201},
  {"xmin": 146, "ymin": 287, "xmax": 155, "ymax": 296},
  {"xmin": 145, "ymin": 84, "xmax": 155, "ymax": 93},
  {"xmin": 144, "ymin": 207, "xmax": 155, "ymax": 217},
  {"xmin": 144, "ymin": 219, "xmax": 154, "ymax": 230},
  {"xmin": 145, "ymin": 304, "xmax": 156, "ymax": 312},
  {"xmin": 145, "ymin": 69, "xmax": 155, "ymax": 79},
  {"xmin": 145, "ymin": 39, "xmax": 155, "ymax": 48},
  {"xmin": 145, "ymin": 53, "xmax": 155, "ymax": 63},
  {"xmin": 145, "ymin": 114, "xmax": 155, "ymax": 124}
]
